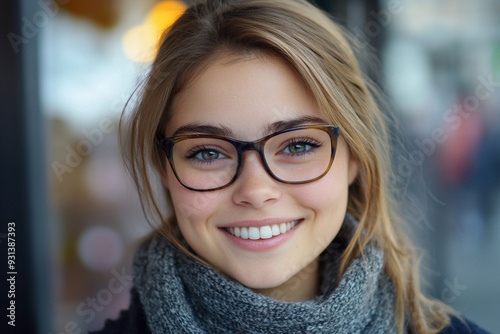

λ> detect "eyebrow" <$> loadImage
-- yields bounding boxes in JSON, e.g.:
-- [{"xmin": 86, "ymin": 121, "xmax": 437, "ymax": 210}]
[
  {"xmin": 171, "ymin": 124, "xmax": 234, "ymax": 137},
  {"xmin": 170, "ymin": 115, "xmax": 328, "ymax": 138},
  {"xmin": 265, "ymin": 116, "xmax": 328, "ymax": 135}
]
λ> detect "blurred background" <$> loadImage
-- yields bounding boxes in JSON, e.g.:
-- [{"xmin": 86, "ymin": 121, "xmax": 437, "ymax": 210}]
[{"xmin": 0, "ymin": 0, "xmax": 499, "ymax": 333}]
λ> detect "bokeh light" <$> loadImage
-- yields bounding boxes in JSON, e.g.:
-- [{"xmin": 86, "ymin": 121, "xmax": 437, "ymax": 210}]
[
  {"xmin": 122, "ymin": 1, "xmax": 187, "ymax": 63},
  {"xmin": 77, "ymin": 226, "xmax": 124, "ymax": 272},
  {"xmin": 148, "ymin": 1, "xmax": 188, "ymax": 31}
]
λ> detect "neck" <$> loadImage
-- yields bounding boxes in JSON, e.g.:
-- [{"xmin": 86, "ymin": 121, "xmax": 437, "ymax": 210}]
[{"xmin": 254, "ymin": 257, "xmax": 320, "ymax": 302}]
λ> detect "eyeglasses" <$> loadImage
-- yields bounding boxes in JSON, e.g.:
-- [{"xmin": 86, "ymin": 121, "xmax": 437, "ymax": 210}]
[{"xmin": 156, "ymin": 125, "xmax": 340, "ymax": 192}]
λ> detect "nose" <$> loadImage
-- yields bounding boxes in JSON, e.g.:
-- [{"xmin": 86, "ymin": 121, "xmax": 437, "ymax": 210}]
[{"xmin": 231, "ymin": 151, "xmax": 281, "ymax": 208}]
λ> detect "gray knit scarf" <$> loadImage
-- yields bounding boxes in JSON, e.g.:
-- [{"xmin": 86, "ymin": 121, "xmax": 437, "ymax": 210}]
[{"xmin": 133, "ymin": 215, "xmax": 397, "ymax": 333}]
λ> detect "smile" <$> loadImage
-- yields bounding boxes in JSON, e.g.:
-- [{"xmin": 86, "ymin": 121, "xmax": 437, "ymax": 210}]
[{"xmin": 225, "ymin": 220, "xmax": 300, "ymax": 240}]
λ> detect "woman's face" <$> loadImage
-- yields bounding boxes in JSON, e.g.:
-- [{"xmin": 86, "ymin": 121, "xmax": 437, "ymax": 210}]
[{"xmin": 163, "ymin": 53, "xmax": 358, "ymax": 300}]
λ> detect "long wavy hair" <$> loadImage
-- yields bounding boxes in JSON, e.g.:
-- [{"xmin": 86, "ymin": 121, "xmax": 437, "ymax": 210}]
[{"xmin": 121, "ymin": 0, "xmax": 454, "ymax": 332}]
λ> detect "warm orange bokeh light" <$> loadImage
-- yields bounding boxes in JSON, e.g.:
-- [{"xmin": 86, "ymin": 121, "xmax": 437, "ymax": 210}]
[
  {"xmin": 122, "ymin": 25, "xmax": 158, "ymax": 63},
  {"xmin": 148, "ymin": 1, "xmax": 188, "ymax": 31},
  {"xmin": 122, "ymin": 1, "xmax": 187, "ymax": 63}
]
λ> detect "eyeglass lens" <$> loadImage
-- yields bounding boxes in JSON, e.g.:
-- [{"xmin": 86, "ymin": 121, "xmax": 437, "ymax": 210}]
[{"xmin": 170, "ymin": 128, "xmax": 333, "ymax": 190}]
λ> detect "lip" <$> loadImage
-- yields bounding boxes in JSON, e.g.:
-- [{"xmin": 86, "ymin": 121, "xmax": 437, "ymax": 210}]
[{"xmin": 220, "ymin": 218, "xmax": 303, "ymax": 252}]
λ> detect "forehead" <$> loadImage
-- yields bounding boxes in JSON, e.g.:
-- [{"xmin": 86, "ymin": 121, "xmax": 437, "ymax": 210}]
[{"xmin": 166, "ymin": 53, "xmax": 322, "ymax": 140}]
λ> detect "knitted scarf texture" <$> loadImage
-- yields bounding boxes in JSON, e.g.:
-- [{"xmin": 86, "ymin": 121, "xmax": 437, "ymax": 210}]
[{"xmin": 133, "ymin": 215, "xmax": 397, "ymax": 333}]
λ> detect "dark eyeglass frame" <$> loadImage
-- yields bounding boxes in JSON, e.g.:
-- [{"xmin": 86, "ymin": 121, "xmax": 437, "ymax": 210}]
[{"xmin": 156, "ymin": 125, "xmax": 341, "ymax": 192}]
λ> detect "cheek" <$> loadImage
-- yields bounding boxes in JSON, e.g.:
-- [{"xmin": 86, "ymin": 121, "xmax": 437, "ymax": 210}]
[
  {"xmin": 294, "ymin": 158, "xmax": 350, "ymax": 214},
  {"xmin": 170, "ymin": 187, "xmax": 216, "ymax": 224},
  {"xmin": 295, "ymin": 183, "xmax": 349, "ymax": 229},
  {"xmin": 293, "ymin": 164, "xmax": 350, "ymax": 249},
  {"xmin": 167, "ymin": 171, "xmax": 224, "ymax": 229}
]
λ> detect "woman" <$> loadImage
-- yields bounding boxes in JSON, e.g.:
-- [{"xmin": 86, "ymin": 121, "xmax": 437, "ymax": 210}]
[{"xmin": 94, "ymin": 0, "xmax": 490, "ymax": 332}]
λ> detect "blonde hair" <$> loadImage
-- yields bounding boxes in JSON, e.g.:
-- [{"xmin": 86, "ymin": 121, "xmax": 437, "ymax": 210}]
[{"xmin": 122, "ymin": 0, "xmax": 454, "ymax": 332}]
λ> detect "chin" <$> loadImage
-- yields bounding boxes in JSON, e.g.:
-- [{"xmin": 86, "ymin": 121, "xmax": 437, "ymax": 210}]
[
  {"xmin": 241, "ymin": 273, "xmax": 290, "ymax": 290},
  {"xmin": 226, "ymin": 262, "xmax": 302, "ymax": 295}
]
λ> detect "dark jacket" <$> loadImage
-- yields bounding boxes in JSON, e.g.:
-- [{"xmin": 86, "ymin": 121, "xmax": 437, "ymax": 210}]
[{"xmin": 91, "ymin": 289, "xmax": 491, "ymax": 334}]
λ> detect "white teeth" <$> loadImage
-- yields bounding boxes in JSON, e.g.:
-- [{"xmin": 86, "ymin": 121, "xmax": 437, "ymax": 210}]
[
  {"xmin": 271, "ymin": 225, "xmax": 281, "ymax": 236},
  {"xmin": 240, "ymin": 227, "xmax": 249, "ymax": 239},
  {"xmin": 279, "ymin": 223, "xmax": 287, "ymax": 233},
  {"xmin": 226, "ymin": 220, "xmax": 300, "ymax": 240},
  {"xmin": 260, "ymin": 226, "xmax": 273, "ymax": 239},
  {"xmin": 248, "ymin": 227, "xmax": 260, "ymax": 240}
]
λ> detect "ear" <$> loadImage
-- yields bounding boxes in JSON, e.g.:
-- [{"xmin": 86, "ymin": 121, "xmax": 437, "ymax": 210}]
[{"xmin": 347, "ymin": 152, "xmax": 359, "ymax": 186}]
